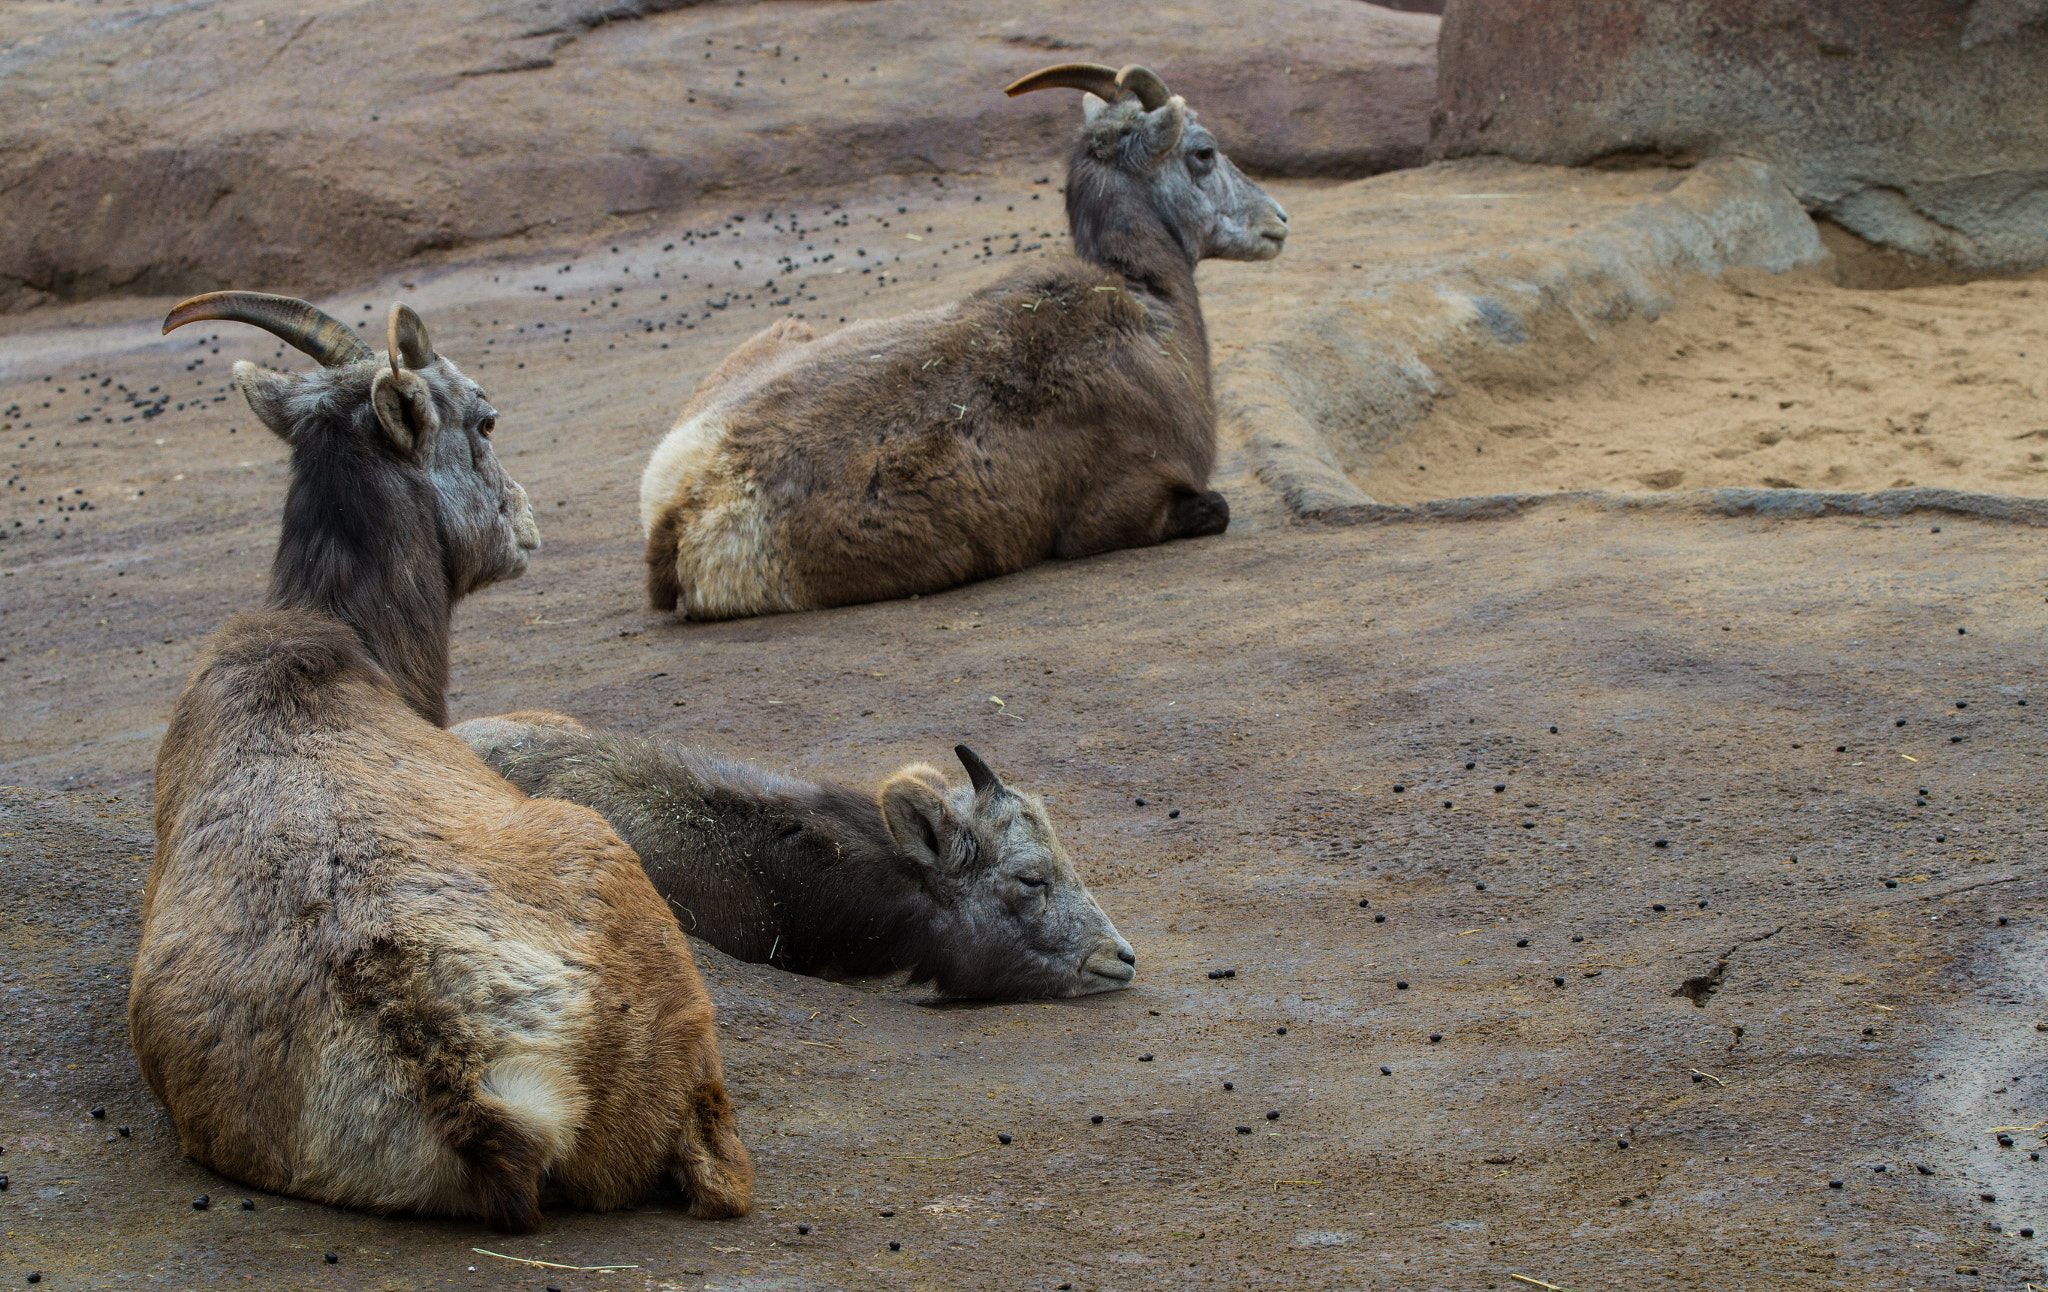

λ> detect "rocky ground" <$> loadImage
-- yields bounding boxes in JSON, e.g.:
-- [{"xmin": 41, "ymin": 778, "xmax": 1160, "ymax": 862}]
[{"xmin": 2, "ymin": 2, "xmax": 2046, "ymax": 1289}]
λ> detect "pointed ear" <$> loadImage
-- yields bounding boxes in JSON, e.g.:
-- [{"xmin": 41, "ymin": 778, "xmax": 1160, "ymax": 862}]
[
  {"xmin": 881, "ymin": 763, "xmax": 967, "ymax": 875},
  {"xmin": 231, "ymin": 361, "xmax": 296, "ymax": 441},
  {"xmin": 1139, "ymin": 98, "xmax": 1187, "ymax": 164},
  {"xmin": 1081, "ymin": 91, "xmax": 1110, "ymax": 124},
  {"xmin": 370, "ymin": 365, "xmax": 440, "ymax": 458}
]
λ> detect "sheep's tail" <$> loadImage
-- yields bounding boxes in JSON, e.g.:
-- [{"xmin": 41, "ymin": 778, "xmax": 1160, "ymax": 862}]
[{"xmin": 646, "ymin": 506, "xmax": 684, "ymax": 612}]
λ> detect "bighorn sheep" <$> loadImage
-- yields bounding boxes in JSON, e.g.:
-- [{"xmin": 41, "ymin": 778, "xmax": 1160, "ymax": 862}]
[
  {"xmin": 641, "ymin": 62, "xmax": 1289, "ymax": 619},
  {"xmin": 131, "ymin": 294, "xmax": 752, "ymax": 1230},
  {"xmin": 455, "ymin": 712, "xmax": 1138, "ymax": 999}
]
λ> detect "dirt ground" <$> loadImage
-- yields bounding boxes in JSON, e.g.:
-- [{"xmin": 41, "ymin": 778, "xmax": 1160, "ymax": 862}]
[
  {"xmin": 1364, "ymin": 252, "xmax": 2048, "ymax": 505},
  {"xmin": 4, "ymin": 4, "xmax": 2048, "ymax": 1286}
]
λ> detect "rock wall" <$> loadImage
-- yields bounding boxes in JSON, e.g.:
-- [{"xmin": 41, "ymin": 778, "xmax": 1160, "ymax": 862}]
[{"xmin": 1430, "ymin": 0, "xmax": 2048, "ymax": 271}]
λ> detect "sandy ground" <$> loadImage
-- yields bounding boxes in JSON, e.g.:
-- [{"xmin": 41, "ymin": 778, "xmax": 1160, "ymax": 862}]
[
  {"xmin": 2, "ymin": 157, "xmax": 2047, "ymax": 1288},
  {"xmin": 1364, "ymin": 254, "xmax": 2048, "ymax": 504}
]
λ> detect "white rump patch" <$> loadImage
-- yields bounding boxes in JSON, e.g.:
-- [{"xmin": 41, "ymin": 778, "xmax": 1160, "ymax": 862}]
[
  {"xmin": 479, "ymin": 1053, "xmax": 585, "ymax": 1163},
  {"xmin": 640, "ymin": 411, "xmax": 804, "ymax": 618}
]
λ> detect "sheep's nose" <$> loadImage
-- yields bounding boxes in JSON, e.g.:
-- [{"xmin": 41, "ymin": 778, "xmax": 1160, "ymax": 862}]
[{"xmin": 1118, "ymin": 947, "xmax": 1136, "ymax": 967}]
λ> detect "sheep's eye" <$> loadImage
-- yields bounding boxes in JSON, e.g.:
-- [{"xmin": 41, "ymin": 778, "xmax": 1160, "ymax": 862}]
[
  {"xmin": 1017, "ymin": 875, "xmax": 1049, "ymax": 890},
  {"xmin": 477, "ymin": 416, "xmax": 496, "ymax": 439},
  {"xmin": 1193, "ymin": 148, "xmax": 1216, "ymax": 164}
]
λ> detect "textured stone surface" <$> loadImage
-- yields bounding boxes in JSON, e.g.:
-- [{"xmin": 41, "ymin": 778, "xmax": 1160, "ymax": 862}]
[
  {"xmin": 0, "ymin": 0, "xmax": 1436, "ymax": 312},
  {"xmin": 1430, "ymin": 0, "xmax": 2048, "ymax": 271}
]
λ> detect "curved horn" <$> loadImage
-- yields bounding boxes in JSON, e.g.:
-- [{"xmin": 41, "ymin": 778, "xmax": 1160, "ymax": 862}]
[
  {"xmin": 954, "ymin": 744, "xmax": 1002, "ymax": 796},
  {"xmin": 1004, "ymin": 62, "xmax": 1123, "ymax": 103},
  {"xmin": 162, "ymin": 291, "xmax": 375, "ymax": 368},
  {"xmin": 1114, "ymin": 65, "xmax": 1173, "ymax": 111},
  {"xmin": 387, "ymin": 303, "xmax": 436, "ymax": 371}
]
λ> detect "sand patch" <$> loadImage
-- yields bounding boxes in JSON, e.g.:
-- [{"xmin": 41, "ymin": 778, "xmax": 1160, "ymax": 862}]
[{"xmin": 1367, "ymin": 256, "xmax": 2048, "ymax": 504}]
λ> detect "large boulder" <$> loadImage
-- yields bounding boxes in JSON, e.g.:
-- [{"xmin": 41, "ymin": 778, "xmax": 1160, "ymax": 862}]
[
  {"xmin": 0, "ymin": 0, "xmax": 1436, "ymax": 312},
  {"xmin": 1430, "ymin": 0, "xmax": 2048, "ymax": 272}
]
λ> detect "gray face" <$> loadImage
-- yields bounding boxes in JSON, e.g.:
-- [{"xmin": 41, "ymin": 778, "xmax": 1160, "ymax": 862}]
[
  {"xmin": 419, "ymin": 361, "xmax": 541, "ymax": 593},
  {"xmin": 1086, "ymin": 97, "xmax": 1289, "ymax": 262},
  {"xmin": 232, "ymin": 354, "xmax": 539, "ymax": 594}
]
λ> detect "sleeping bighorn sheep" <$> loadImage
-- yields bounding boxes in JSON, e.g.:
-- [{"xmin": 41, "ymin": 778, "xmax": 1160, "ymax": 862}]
[
  {"xmin": 641, "ymin": 62, "xmax": 1288, "ymax": 618},
  {"xmin": 454, "ymin": 712, "xmax": 1138, "ymax": 999},
  {"xmin": 131, "ymin": 294, "xmax": 751, "ymax": 1230}
]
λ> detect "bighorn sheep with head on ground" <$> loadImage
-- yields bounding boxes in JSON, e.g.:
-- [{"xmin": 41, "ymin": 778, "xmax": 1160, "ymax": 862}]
[
  {"xmin": 641, "ymin": 62, "xmax": 1289, "ymax": 619},
  {"xmin": 455, "ymin": 712, "xmax": 1138, "ymax": 999},
  {"xmin": 132, "ymin": 294, "xmax": 752, "ymax": 1230}
]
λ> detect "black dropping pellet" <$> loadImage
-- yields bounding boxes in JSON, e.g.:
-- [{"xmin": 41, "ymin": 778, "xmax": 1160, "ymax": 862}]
[
  {"xmin": 240, "ymin": 1198, "xmax": 254, "ymax": 1210},
  {"xmin": 1698, "ymin": 900, "xmax": 1709, "ymax": 909},
  {"xmin": 1862, "ymin": 1027, "xmax": 1876, "ymax": 1036},
  {"xmin": 116, "ymin": 1125, "xmax": 129, "ymax": 1137},
  {"xmin": 1446, "ymin": 800, "xmax": 1455, "ymax": 809},
  {"xmin": 1208, "ymin": 970, "xmax": 1222, "ymax": 979},
  {"xmin": 1571, "ymin": 934, "xmax": 1584, "ymax": 943},
  {"xmin": 90, "ymin": 1106, "xmax": 105, "ymax": 1119},
  {"xmin": 1168, "ymin": 809, "xmax": 1180, "ymax": 818},
  {"xmin": 1836, "ymin": 745, "xmax": 1847, "ymax": 752},
  {"xmin": 881, "ymin": 1208, "xmax": 896, "ymax": 1216},
  {"xmin": 798, "ymin": 1223, "xmax": 811, "ymax": 1234},
  {"xmin": 1517, "ymin": 938, "xmax": 1530, "ymax": 947},
  {"xmin": 1896, "ymin": 719, "xmax": 1907, "ymax": 727},
  {"xmin": 1393, "ymin": 784, "xmax": 1405, "ymax": 793},
  {"xmin": 1997, "ymin": 916, "xmax": 2008, "ymax": 926},
  {"xmin": 324, "ymin": 1252, "xmax": 338, "ymax": 1265},
  {"xmin": 1138, "ymin": 1053, "xmax": 1153, "ymax": 1062},
  {"xmin": 1956, "ymin": 701, "xmax": 1968, "ymax": 709},
  {"xmin": 1652, "ymin": 904, "xmax": 1666, "ymax": 912},
  {"xmin": 1951, "ymin": 735, "xmax": 1963, "ymax": 743},
  {"xmin": 1937, "ymin": 834, "xmax": 1946, "ymax": 842},
  {"xmin": 1465, "ymin": 762, "xmax": 1476, "ymax": 769},
  {"xmin": 1396, "ymin": 981, "xmax": 1408, "ymax": 990},
  {"xmin": 1618, "ymin": 1139, "xmax": 1629, "ymax": 1149},
  {"xmin": 1654, "ymin": 839, "xmax": 1669, "ymax": 848},
  {"xmin": 1549, "ymin": 726, "xmax": 1558, "ymax": 734},
  {"xmin": 1932, "ymin": 525, "xmax": 1941, "ymax": 532},
  {"xmin": 1917, "ymin": 1163, "xmax": 1935, "ymax": 1175},
  {"xmin": 998, "ymin": 1133, "xmax": 1013, "ymax": 1145},
  {"xmin": 1733, "ymin": 1027, "xmax": 1745, "ymax": 1038},
  {"xmin": 1266, "ymin": 1110, "xmax": 1280, "ymax": 1121},
  {"xmin": 889, "ymin": 1241, "xmax": 901, "ymax": 1252},
  {"xmin": 1494, "ymin": 784, "xmax": 1506, "ymax": 793},
  {"xmin": 1091, "ymin": 1114, "xmax": 1104, "ymax": 1124},
  {"xmin": 1374, "ymin": 914, "xmax": 1386, "ymax": 923},
  {"xmin": 1828, "ymin": 1180, "xmax": 1842, "ymax": 1189},
  {"xmin": 1429, "ymin": 1034, "xmax": 1442, "ymax": 1043},
  {"xmin": 1224, "ymin": 969, "xmax": 1236, "ymax": 978},
  {"xmin": 1359, "ymin": 899, "xmax": 1370, "ymax": 908},
  {"xmin": 1223, "ymin": 1081, "xmax": 1234, "ymax": 1090},
  {"xmin": 1236, "ymin": 1125, "xmax": 1252, "ymax": 1134},
  {"xmin": 1475, "ymin": 881, "xmax": 1486, "ymax": 891},
  {"xmin": 2021, "ymin": 1228, "xmax": 2034, "ymax": 1238},
  {"xmin": 28, "ymin": 1275, "xmax": 41, "ymax": 1286},
  {"xmin": 1885, "ymin": 879, "xmax": 1898, "ymax": 888},
  {"xmin": 1276, "ymin": 1027, "xmax": 1287, "ymax": 1036},
  {"xmin": 1134, "ymin": 797, "xmax": 1145, "ymax": 806},
  {"xmin": 1997, "ymin": 1134, "xmax": 2014, "ymax": 1146},
  {"xmin": 0, "ymin": 1175, "xmax": 7, "ymax": 1190},
  {"xmin": 1692, "ymin": 1073, "xmax": 1704, "ymax": 1083},
  {"xmin": 1380, "ymin": 1066, "xmax": 1392, "ymax": 1075},
  {"xmin": 1874, "ymin": 1164, "xmax": 1887, "ymax": 1172},
  {"xmin": 1554, "ymin": 977, "xmax": 1566, "ymax": 987},
  {"xmin": 1981, "ymin": 1192, "xmax": 1997, "ymax": 1202}
]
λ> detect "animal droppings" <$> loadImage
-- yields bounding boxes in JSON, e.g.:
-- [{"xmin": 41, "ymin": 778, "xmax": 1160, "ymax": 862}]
[
  {"xmin": 1168, "ymin": 809, "xmax": 1180, "ymax": 818},
  {"xmin": 1517, "ymin": 938, "xmax": 1530, "ymax": 947},
  {"xmin": 1266, "ymin": 1110, "xmax": 1280, "ymax": 1120},
  {"xmin": 797, "ymin": 1223, "xmax": 811, "ymax": 1234},
  {"xmin": 1828, "ymin": 1180, "xmax": 1843, "ymax": 1188},
  {"xmin": 1617, "ymin": 1139, "xmax": 1629, "ymax": 1149},
  {"xmin": 1896, "ymin": 718, "xmax": 1908, "ymax": 727},
  {"xmin": 1276, "ymin": 1027, "xmax": 1287, "ymax": 1036},
  {"xmin": 1549, "ymin": 726, "xmax": 1559, "ymax": 734},
  {"xmin": 240, "ymin": 1198, "xmax": 254, "ymax": 1210},
  {"xmin": 1981, "ymin": 1192, "xmax": 1997, "ymax": 1202},
  {"xmin": 1224, "ymin": 969, "xmax": 1236, "ymax": 977},
  {"xmin": 1698, "ymin": 900, "xmax": 1709, "ymax": 908},
  {"xmin": 1956, "ymin": 701, "xmax": 1967, "ymax": 708},
  {"xmin": 192, "ymin": 1195, "xmax": 210, "ymax": 1210},
  {"xmin": 1997, "ymin": 1134, "xmax": 2014, "ymax": 1146},
  {"xmin": 1380, "ymin": 1066, "xmax": 1392, "ymax": 1075},
  {"xmin": 889, "ymin": 1241, "xmax": 902, "ymax": 1251},
  {"xmin": 1396, "ymin": 981, "xmax": 1409, "ymax": 990},
  {"xmin": 1237, "ymin": 1125, "xmax": 1252, "ymax": 1134},
  {"xmin": 1554, "ymin": 977, "xmax": 1566, "ymax": 987},
  {"xmin": 1654, "ymin": 839, "xmax": 1670, "ymax": 848},
  {"xmin": 116, "ymin": 1125, "xmax": 129, "ymax": 1137},
  {"xmin": 880, "ymin": 1208, "xmax": 896, "ymax": 1216},
  {"xmin": 90, "ymin": 1106, "xmax": 105, "ymax": 1119},
  {"xmin": 998, "ymin": 1133, "xmax": 1013, "ymax": 1145},
  {"xmin": 324, "ymin": 1253, "xmax": 338, "ymax": 1265},
  {"xmin": 1138, "ymin": 1053, "xmax": 1154, "ymax": 1062},
  {"xmin": 1374, "ymin": 914, "xmax": 1386, "ymax": 923},
  {"xmin": 1223, "ymin": 1081, "xmax": 1234, "ymax": 1089},
  {"xmin": 1692, "ymin": 1073, "xmax": 1704, "ymax": 1083},
  {"xmin": 1091, "ymin": 1114, "xmax": 1104, "ymax": 1124},
  {"xmin": 1571, "ymin": 934, "xmax": 1584, "ymax": 943},
  {"xmin": 1652, "ymin": 904, "xmax": 1666, "ymax": 912},
  {"xmin": 1359, "ymin": 899, "xmax": 1370, "ymax": 908},
  {"xmin": 1494, "ymin": 784, "xmax": 1506, "ymax": 792},
  {"xmin": 1837, "ymin": 745, "xmax": 1847, "ymax": 752},
  {"xmin": 1885, "ymin": 879, "xmax": 1898, "ymax": 888},
  {"xmin": 2021, "ymin": 1228, "xmax": 2035, "ymax": 1238},
  {"xmin": 1134, "ymin": 798, "xmax": 1144, "ymax": 806},
  {"xmin": 1465, "ymin": 761, "xmax": 1476, "ymax": 769},
  {"xmin": 1917, "ymin": 1163, "xmax": 1935, "ymax": 1175},
  {"xmin": 1475, "ymin": 881, "xmax": 1486, "ymax": 891},
  {"xmin": 28, "ymin": 1274, "xmax": 43, "ymax": 1285},
  {"xmin": 1429, "ymin": 1034, "xmax": 1442, "ymax": 1043},
  {"xmin": 1393, "ymin": 784, "xmax": 1405, "ymax": 792}
]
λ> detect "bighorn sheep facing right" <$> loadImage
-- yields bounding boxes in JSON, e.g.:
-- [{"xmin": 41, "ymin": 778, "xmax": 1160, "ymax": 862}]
[
  {"xmin": 132, "ymin": 294, "xmax": 751, "ymax": 1231},
  {"xmin": 641, "ymin": 62, "xmax": 1288, "ymax": 619},
  {"xmin": 456, "ymin": 712, "xmax": 1138, "ymax": 1000}
]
